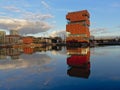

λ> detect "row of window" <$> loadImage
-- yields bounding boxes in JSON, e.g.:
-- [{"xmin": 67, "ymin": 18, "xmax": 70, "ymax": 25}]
[
  {"xmin": 67, "ymin": 34, "xmax": 87, "ymax": 37},
  {"xmin": 67, "ymin": 20, "xmax": 89, "ymax": 27}
]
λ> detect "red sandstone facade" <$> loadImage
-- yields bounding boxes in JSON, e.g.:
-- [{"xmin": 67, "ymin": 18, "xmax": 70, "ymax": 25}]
[
  {"xmin": 23, "ymin": 47, "xmax": 34, "ymax": 54},
  {"xmin": 67, "ymin": 47, "xmax": 90, "ymax": 78},
  {"xmin": 67, "ymin": 47, "xmax": 90, "ymax": 67},
  {"xmin": 22, "ymin": 36, "xmax": 34, "ymax": 44},
  {"xmin": 66, "ymin": 10, "xmax": 90, "ymax": 45}
]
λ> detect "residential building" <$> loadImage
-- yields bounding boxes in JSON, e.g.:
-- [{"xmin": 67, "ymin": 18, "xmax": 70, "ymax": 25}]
[
  {"xmin": 0, "ymin": 31, "xmax": 6, "ymax": 44},
  {"xmin": 5, "ymin": 35, "xmax": 21, "ymax": 44},
  {"xmin": 34, "ymin": 37, "xmax": 48, "ymax": 44},
  {"xmin": 10, "ymin": 30, "xmax": 19, "ymax": 35}
]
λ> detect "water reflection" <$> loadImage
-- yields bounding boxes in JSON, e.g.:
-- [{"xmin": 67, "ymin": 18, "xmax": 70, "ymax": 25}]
[
  {"xmin": 66, "ymin": 47, "xmax": 90, "ymax": 78},
  {"xmin": 0, "ymin": 46, "xmax": 62, "ymax": 70},
  {"xmin": 1, "ymin": 46, "xmax": 120, "ymax": 89}
]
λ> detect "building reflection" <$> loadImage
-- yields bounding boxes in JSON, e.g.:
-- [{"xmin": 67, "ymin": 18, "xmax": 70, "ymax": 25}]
[
  {"xmin": 0, "ymin": 48, "xmax": 21, "ymax": 60},
  {"xmin": 67, "ymin": 47, "xmax": 90, "ymax": 79},
  {"xmin": 0, "ymin": 46, "xmax": 62, "ymax": 70},
  {"xmin": 0, "ymin": 46, "xmax": 62, "ymax": 59}
]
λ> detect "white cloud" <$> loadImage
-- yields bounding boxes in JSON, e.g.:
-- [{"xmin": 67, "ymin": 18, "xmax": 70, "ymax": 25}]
[
  {"xmin": 51, "ymin": 49, "xmax": 67, "ymax": 56},
  {"xmin": 0, "ymin": 4, "xmax": 55, "ymax": 35},
  {"xmin": 23, "ymin": 12, "xmax": 54, "ymax": 21},
  {"xmin": 0, "ymin": 18, "xmax": 53, "ymax": 34},
  {"xmin": 0, "ymin": 12, "xmax": 6, "ymax": 15},
  {"xmin": 90, "ymin": 27, "xmax": 120, "ymax": 37},
  {"xmin": 54, "ymin": 8, "xmax": 73, "ymax": 12},
  {"xmin": 117, "ymin": 25, "xmax": 120, "ymax": 28},
  {"xmin": 90, "ymin": 28, "xmax": 108, "ymax": 35},
  {"xmin": 0, "ymin": 2, "xmax": 56, "ymax": 36},
  {"xmin": 2, "ymin": 6, "xmax": 21, "ymax": 12},
  {"xmin": 0, "ymin": 53, "xmax": 52, "ymax": 70},
  {"xmin": 41, "ymin": 1, "xmax": 51, "ymax": 10},
  {"xmin": 49, "ymin": 30, "xmax": 66, "ymax": 38},
  {"xmin": 111, "ymin": 2, "xmax": 120, "ymax": 8}
]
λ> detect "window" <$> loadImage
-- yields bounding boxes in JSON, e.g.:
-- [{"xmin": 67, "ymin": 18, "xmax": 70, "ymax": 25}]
[
  {"xmin": 67, "ymin": 20, "xmax": 70, "ymax": 24},
  {"xmin": 66, "ymin": 32, "xmax": 71, "ymax": 37}
]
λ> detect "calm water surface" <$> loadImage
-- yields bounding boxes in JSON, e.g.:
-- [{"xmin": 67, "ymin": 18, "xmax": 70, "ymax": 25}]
[{"xmin": 0, "ymin": 46, "xmax": 120, "ymax": 90}]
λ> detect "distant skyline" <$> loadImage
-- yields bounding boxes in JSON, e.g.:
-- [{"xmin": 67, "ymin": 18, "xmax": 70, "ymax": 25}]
[{"xmin": 0, "ymin": 0, "xmax": 120, "ymax": 37}]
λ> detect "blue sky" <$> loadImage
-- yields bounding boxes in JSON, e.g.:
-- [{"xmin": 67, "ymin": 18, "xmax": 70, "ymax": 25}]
[{"xmin": 0, "ymin": 0, "xmax": 120, "ymax": 37}]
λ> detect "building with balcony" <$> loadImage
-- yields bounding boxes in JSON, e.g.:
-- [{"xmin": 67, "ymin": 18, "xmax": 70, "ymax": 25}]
[
  {"xmin": 66, "ymin": 10, "xmax": 90, "ymax": 46},
  {"xmin": 5, "ymin": 35, "xmax": 21, "ymax": 44}
]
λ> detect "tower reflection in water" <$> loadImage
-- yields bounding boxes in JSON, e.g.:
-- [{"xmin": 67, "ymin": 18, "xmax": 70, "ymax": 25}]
[{"xmin": 67, "ymin": 47, "xmax": 90, "ymax": 79}]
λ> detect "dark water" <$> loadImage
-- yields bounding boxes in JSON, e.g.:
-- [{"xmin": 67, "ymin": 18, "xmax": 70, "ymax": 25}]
[{"xmin": 0, "ymin": 46, "xmax": 120, "ymax": 90}]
